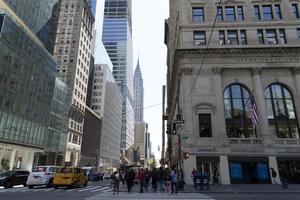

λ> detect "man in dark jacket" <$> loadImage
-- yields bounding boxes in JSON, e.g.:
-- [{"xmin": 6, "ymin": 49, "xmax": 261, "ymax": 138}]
[{"xmin": 138, "ymin": 168, "xmax": 145, "ymax": 193}]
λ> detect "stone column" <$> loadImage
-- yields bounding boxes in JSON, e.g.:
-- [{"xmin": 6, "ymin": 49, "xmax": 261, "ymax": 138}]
[
  {"xmin": 293, "ymin": 67, "xmax": 300, "ymax": 131},
  {"xmin": 252, "ymin": 68, "xmax": 272, "ymax": 145},
  {"xmin": 268, "ymin": 156, "xmax": 281, "ymax": 184},
  {"xmin": 183, "ymin": 155, "xmax": 196, "ymax": 185},
  {"xmin": 219, "ymin": 155, "xmax": 230, "ymax": 185},
  {"xmin": 212, "ymin": 67, "xmax": 227, "ymax": 143},
  {"xmin": 9, "ymin": 149, "xmax": 16, "ymax": 170}
]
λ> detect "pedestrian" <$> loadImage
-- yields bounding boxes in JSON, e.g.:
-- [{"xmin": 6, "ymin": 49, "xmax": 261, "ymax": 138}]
[
  {"xmin": 164, "ymin": 168, "xmax": 171, "ymax": 193},
  {"xmin": 212, "ymin": 166, "xmax": 219, "ymax": 185},
  {"xmin": 177, "ymin": 168, "xmax": 184, "ymax": 190},
  {"xmin": 191, "ymin": 168, "xmax": 197, "ymax": 188},
  {"xmin": 170, "ymin": 167, "xmax": 178, "ymax": 194},
  {"xmin": 110, "ymin": 171, "xmax": 120, "ymax": 195},
  {"xmin": 138, "ymin": 168, "xmax": 145, "ymax": 193},
  {"xmin": 270, "ymin": 168, "xmax": 278, "ymax": 184},
  {"xmin": 158, "ymin": 167, "xmax": 165, "ymax": 192},
  {"xmin": 151, "ymin": 167, "xmax": 158, "ymax": 192},
  {"xmin": 279, "ymin": 167, "xmax": 289, "ymax": 189},
  {"xmin": 125, "ymin": 169, "xmax": 134, "ymax": 192},
  {"xmin": 144, "ymin": 168, "xmax": 150, "ymax": 192}
]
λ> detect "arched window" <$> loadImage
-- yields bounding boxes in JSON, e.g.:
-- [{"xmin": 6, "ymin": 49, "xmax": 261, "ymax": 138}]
[
  {"xmin": 264, "ymin": 84, "xmax": 299, "ymax": 138},
  {"xmin": 224, "ymin": 84, "xmax": 256, "ymax": 138}
]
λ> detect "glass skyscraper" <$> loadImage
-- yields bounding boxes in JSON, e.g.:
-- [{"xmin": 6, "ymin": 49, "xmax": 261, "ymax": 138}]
[
  {"xmin": 102, "ymin": 0, "xmax": 134, "ymax": 150},
  {"xmin": 0, "ymin": 3, "xmax": 57, "ymax": 171},
  {"xmin": 3, "ymin": 0, "xmax": 60, "ymax": 53},
  {"xmin": 87, "ymin": 0, "xmax": 97, "ymax": 17}
]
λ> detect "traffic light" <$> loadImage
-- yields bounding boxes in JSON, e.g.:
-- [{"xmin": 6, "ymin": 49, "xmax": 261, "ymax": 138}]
[
  {"xmin": 166, "ymin": 124, "xmax": 171, "ymax": 134},
  {"xmin": 182, "ymin": 152, "xmax": 190, "ymax": 159}
]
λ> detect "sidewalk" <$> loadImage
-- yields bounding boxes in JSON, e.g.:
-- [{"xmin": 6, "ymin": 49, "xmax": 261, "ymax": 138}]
[{"xmin": 182, "ymin": 184, "xmax": 300, "ymax": 194}]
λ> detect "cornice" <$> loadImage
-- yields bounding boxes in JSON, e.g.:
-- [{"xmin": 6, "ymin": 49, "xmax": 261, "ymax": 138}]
[{"xmin": 175, "ymin": 47, "xmax": 300, "ymax": 57}]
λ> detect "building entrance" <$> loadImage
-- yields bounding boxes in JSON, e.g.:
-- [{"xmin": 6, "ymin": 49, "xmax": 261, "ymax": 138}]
[
  {"xmin": 196, "ymin": 157, "xmax": 219, "ymax": 183},
  {"xmin": 277, "ymin": 159, "xmax": 300, "ymax": 184},
  {"xmin": 229, "ymin": 160, "xmax": 270, "ymax": 184}
]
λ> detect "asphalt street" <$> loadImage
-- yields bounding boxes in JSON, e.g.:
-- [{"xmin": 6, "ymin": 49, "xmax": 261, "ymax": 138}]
[{"xmin": 1, "ymin": 182, "xmax": 300, "ymax": 200}]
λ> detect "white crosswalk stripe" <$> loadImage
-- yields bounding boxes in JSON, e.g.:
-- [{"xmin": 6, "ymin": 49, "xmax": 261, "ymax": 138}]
[
  {"xmin": 89, "ymin": 186, "xmax": 110, "ymax": 192},
  {"xmin": 0, "ymin": 185, "xmax": 116, "ymax": 194}
]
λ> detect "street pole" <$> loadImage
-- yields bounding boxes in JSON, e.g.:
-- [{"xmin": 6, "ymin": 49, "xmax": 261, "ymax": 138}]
[{"xmin": 162, "ymin": 85, "xmax": 166, "ymax": 163}]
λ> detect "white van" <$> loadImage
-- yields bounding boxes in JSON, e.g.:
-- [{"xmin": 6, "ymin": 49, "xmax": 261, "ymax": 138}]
[{"xmin": 27, "ymin": 166, "xmax": 58, "ymax": 188}]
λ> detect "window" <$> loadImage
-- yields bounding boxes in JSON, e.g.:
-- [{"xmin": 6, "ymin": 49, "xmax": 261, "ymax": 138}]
[
  {"xmin": 266, "ymin": 29, "xmax": 277, "ymax": 44},
  {"xmin": 72, "ymin": 134, "xmax": 78, "ymax": 144},
  {"xmin": 264, "ymin": 84, "xmax": 299, "ymax": 138},
  {"xmin": 194, "ymin": 31, "xmax": 206, "ymax": 45},
  {"xmin": 199, "ymin": 114, "xmax": 212, "ymax": 137},
  {"xmin": 225, "ymin": 7, "xmax": 236, "ymax": 21},
  {"xmin": 279, "ymin": 29, "xmax": 286, "ymax": 44},
  {"xmin": 262, "ymin": 5, "xmax": 273, "ymax": 20},
  {"xmin": 193, "ymin": 7, "xmax": 204, "ymax": 22},
  {"xmin": 254, "ymin": 5, "xmax": 261, "ymax": 20},
  {"xmin": 240, "ymin": 30, "xmax": 247, "ymax": 45},
  {"xmin": 219, "ymin": 30, "xmax": 226, "ymax": 45},
  {"xmin": 257, "ymin": 29, "xmax": 265, "ymax": 44},
  {"xmin": 237, "ymin": 6, "xmax": 244, "ymax": 20},
  {"xmin": 275, "ymin": 4, "xmax": 282, "ymax": 19},
  {"xmin": 227, "ymin": 30, "xmax": 238, "ymax": 45},
  {"xmin": 224, "ymin": 84, "xmax": 256, "ymax": 138},
  {"xmin": 217, "ymin": 6, "xmax": 223, "ymax": 21},
  {"xmin": 297, "ymin": 28, "xmax": 300, "ymax": 40},
  {"xmin": 292, "ymin": 4, "xmax": 299, "ymax": 19}
]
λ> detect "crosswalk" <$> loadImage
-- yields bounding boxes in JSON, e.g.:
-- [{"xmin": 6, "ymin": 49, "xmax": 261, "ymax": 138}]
[{"xmin": 0, "ymin": 185, "xmax": 113, "ymax": 194}]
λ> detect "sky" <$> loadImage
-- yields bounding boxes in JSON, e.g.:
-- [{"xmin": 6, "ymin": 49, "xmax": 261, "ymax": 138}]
[{"xmin": 94, "ymin": 0, "xmax": 169, "ymax": 160}]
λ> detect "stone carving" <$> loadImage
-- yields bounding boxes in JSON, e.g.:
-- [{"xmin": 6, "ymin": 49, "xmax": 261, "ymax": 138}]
[
  {"xmin": 293, "ymin": 67, "xmax": 300, "ymax": 75},
  {"xmin": 180, "ymin": 67, "xmax": 193, "ymax": 75},
  {"xmin": 212, "ymin": 67, "xmax": 222, "ymax": 74},
  {"xmin": 252, "ymin": 67, "xmax": 262, "ymax": 75}
]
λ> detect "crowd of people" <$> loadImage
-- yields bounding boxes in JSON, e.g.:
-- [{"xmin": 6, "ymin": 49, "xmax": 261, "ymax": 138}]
[{"xmin": 109, "ymin": 166, "xmax": 184, "ymax": 195}]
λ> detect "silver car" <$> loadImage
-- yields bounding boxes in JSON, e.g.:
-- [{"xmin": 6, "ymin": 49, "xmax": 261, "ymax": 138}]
[{"xmin": 27, "ymin": 166, "xmax": 58, "ymax": 189}]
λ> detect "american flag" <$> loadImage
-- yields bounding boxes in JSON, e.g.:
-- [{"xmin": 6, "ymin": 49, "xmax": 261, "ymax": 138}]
[{"xmin": 247, "ymin": 93, "xmax": 259, "ymax": 127}]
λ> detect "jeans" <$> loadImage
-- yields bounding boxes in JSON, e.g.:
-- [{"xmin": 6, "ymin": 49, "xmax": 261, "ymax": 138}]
[{"xmin": 171, "ymin": 182, "xmax": 177, "ymax": 194}]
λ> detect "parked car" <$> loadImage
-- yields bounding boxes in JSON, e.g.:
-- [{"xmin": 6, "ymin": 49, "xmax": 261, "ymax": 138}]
[
  {"xmin": 0, "ymin": 170, "xmax": 30, "ymax": 188},
  {"xmin": 81, "ymin": 166, "xmax": 98, "ymax": 181},
  {"xmin": 27, "ymin": 166, "xmax": 58, "ymax": 189},
  {"xmin": 53, "ymin": 167, "xmax": 88, "ymax": 189}
]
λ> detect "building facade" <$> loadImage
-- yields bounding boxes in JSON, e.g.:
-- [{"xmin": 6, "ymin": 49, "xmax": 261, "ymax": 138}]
[
  {"xmin": 0, "ymin": 1, "xmax": 57, "ymax": 171},
  {"xmin": 165, "ymin": 0, "xmax": 300, "ymax": 185},
  {"xmin": 38, "ymin": 78, "xmax": 70, "ymax": 166},
  {"xmin": 53, "ymin": 0, "xmax": 94, "ymax": 166},
  {"xmin": 134, "ymin": 122, "xmax": 146, "ymax": 166},
  {"xmin": 81, "ymin": 106, "xmax": 102, "ymax": 167},
  {"xmin": 102, "ymin": 0, "xmax": 134, "ymax": 150},
  {"xmin": 133, "ymin": 59, "xmax": 144, "ymax": 122},
  {"xmin": 90, "ymin": 64, "xmax": 122, "ymax": 171}
]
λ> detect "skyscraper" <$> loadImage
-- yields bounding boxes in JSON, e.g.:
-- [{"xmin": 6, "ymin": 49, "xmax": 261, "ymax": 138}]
[
  {"xmin": 134, "ymin": 59, "xmax": 144, "ymax": 122},
  {"xmin": 102, "ymin": 0, "xmax": 134, "ymax": 150},
  {"xmin": 86, "ymin": 0, "xmax": 97, "ymax": 17},
  {"xmin": 53, "ymin": 0, "xmax": 94, "ymax": 166},
  {"xmin": 0, "ymin": 0, "xmax": 58, "ymax": 170}
]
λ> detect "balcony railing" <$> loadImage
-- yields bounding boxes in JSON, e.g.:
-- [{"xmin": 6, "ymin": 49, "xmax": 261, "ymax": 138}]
[
  {"xmin": 274, "ymin": 138, "xmax": 300, "ymax": 145},
  {"xmin": 229, "ymin": 138, "xmax": 263, "ymax": 145}
]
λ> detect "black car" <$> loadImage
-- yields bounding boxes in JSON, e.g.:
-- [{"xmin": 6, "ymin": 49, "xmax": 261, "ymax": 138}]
[{"xmin": 0, "ymin": 170, "xmax": 30, "ymax": 188}]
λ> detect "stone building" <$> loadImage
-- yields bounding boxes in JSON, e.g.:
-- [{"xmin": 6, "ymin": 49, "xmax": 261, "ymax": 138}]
[
  {"xmin": 165, "ymin": 0, "xmax": 300, "ymax": 184},
  {"xmin": 53, "ymin": 0, "xmax": 94, "ymax": 166}
]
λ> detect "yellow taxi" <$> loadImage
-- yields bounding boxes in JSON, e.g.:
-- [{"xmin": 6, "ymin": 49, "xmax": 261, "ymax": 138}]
[{"xmin": 53, "ymin": 167, "xmax": 88, "ymax": 189}]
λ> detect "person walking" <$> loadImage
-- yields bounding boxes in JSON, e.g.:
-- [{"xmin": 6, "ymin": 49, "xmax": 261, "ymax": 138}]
[
  {"xmin": 125, "ymin": 169, "xmax": 134, "ymax": 192},
  {"xmin": 110, "ymin": 171, "xmax": 120, "ymax": 195},
  {"xmin": 212, "ymin": 166, "xmax": 219, "ymax": 185},
  {"xmin": 279, "ymin": 167, "xmax": 289, "ymax": 189},
  {"xmin": 170, "ymin": 167, "xmax": 178, "ymax": 194},
  {"xmin": 270, "ymin": 168, "xmax": 278, "ymax": 184},
  {"xmin": 164, "ymin": 168, "xmax": 171, "ymax": 193},
  {"xmin": 144, "ymin": 168, "xmax": 150, "ymax": 192},
  {"xmin": 151, "ymin": 167, "xmax": 158, "ymax": 192},
  {"xmin": 138, "ymin": 168, "xmax": 145, "ymax": 193},
  {"xmin": 191, "ymin": 168, "xmax": 197, "ymax": 188},
  {"xmin": 158, "ymin": 167, "xmax": 165, "ymax": 192}
]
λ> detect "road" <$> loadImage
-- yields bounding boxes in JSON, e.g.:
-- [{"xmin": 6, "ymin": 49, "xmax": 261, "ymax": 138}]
[
  {"xmin": 0, "ymin": 181, "xmax": 213, "ymax": 200},
  {"xmin": 1, "ymin": 182, "xmax": 299, "ymax": 200}
]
